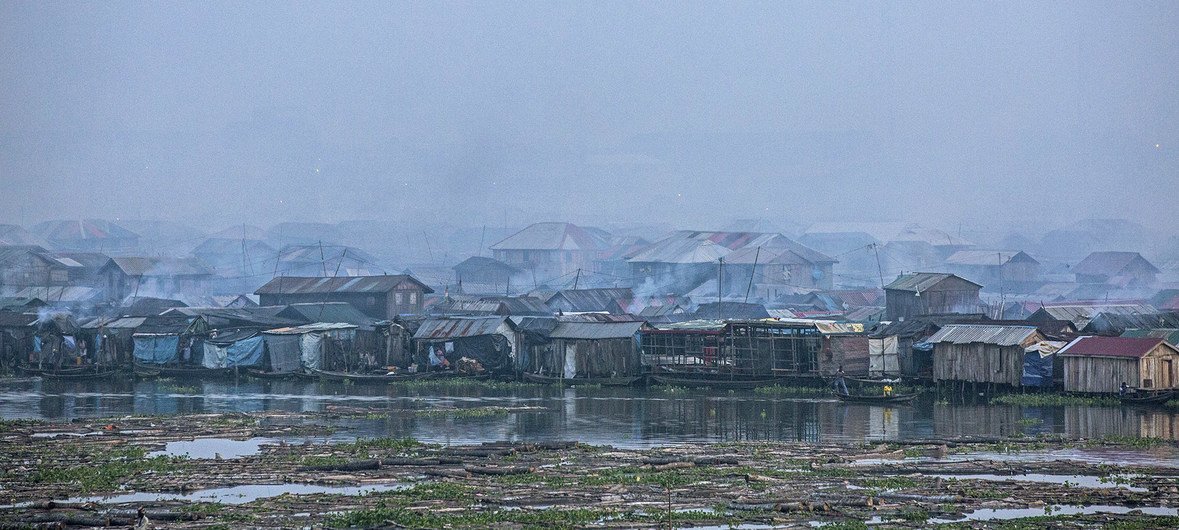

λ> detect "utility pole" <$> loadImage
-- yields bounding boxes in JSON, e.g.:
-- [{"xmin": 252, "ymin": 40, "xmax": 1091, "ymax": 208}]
[
  {"xmin": 573, "ymin": 268, "xmax": 581, "ymax": 290},
  {"xmin": 717, "ymin": 258, "xmax": 724, "ymax": 306},
  {"xmin": 873, "ymin": 243, "xmax": 885, "ymax": 289},
  {"xmin": 744, "ymin": 246, "xmax": 760, "ymax": 304}
]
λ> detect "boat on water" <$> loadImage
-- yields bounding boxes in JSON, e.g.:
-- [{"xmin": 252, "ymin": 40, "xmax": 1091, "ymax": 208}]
[
  {"xmin": 1120, "ymin": 389, "xmax": 1176, "ymax": 405},
  {"xmin": 649, "ymin": 372, "xmax": 779, "ymax": 389},
  {"xmin": 24, "ymin": 365, "xmax": 125, "ymax": 381},
  {"xmin": 245, "ymin": 368, "xmax": 307, "ymax": 380},
  {"xmin": 133, "ymin": 363, "xmax": 238, "ymax": 378},
  {"xmin": 308, "ymin": 368, "xmax": 463, "ymax": 383},
  {"xmin": 521, "ymin": 372, "xmax": 643, "ymax": 387},
  {"xmin": 834, "ymin": 391, "xmax": 920, "ymax": 404}
]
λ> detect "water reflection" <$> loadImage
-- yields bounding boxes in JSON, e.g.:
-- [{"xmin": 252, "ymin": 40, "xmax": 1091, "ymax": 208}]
[{"xmin": 2, "ymin": 379, "xmax": 1178, "ymax": 446}]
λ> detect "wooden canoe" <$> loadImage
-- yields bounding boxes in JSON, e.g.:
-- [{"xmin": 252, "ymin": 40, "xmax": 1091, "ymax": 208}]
[
  {"xmin": 650, "ymin": 373, "xmax": 778, "ymax": 390},
  {"xmin": 835, "ymin": 392, "xmax": 920, "ymax": 404},
  {"xmin": 521, "ymin": 372, "xmax": 642, "ymax": 387},
  {"xmin": 38, "ymin": 367, "xmax": 124, "ymax": 381},
  {"xmin": 1120, "ymin": 390, "xmax": 1176, "ymax": 405}
]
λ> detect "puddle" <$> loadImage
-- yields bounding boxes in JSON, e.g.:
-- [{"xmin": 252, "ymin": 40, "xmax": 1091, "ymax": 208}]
[
  {"xmin": 148, "ymin": 437, "xmax": 277, "ymax": 459},
  {"xmin": 930, "ymin": 505, "xmax": 1179, "ymax": 523},
  {"xmin": 928, "ymin": 473, "xmax": 1148, "ymax": 491},
  {"xmin": 67, "ymin": 482, "xmax": 406, "ymax": 505},
  {"xmin": 30, "ymin": 431, "xmax": 105, "ymax": 439}
]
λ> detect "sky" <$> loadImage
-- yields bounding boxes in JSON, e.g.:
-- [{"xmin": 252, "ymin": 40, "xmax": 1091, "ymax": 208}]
[{"xmin": 1, "ymin": 1, "xmax": 1177, "ymax": 233}]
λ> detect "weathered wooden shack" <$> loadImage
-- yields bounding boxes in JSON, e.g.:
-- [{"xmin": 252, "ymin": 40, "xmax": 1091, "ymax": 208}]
[
  {"xmin": 884, "ymin": 273, "xmax": 982, "ymax": 321},
  {"xmin": 1058, "ymin": 336, "xmax": 1179, "ymax": 393},
  {"xmin": 927, "ymin": 324, "xmax": 1045, "ymax": 388},
  {"xmin": 528, "ymin": 321, "xmax": 646, "ymax": 380}
]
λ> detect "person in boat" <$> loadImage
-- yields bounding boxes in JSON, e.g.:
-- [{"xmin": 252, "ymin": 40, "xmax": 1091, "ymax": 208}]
[
  {"xmin": 1119, "ymin": 382, "xmax": 1130, "ymax": 398},
  {"xmin": 882, "ymin": 384, "xmax": 893, "ymax": 397},
  {"xmin": 833, "ymin": 366, "xmax": 849, "ymax": 395}
]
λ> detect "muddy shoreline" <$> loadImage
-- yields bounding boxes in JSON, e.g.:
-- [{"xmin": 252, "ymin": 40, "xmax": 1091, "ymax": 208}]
[{"xmin": 2, "ymin": 411, "xmax": 1178, "ymax": 528}]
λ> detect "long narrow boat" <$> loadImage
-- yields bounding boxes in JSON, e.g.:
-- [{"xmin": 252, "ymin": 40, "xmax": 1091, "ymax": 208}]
[
  {"xmin": 650, "ymin": 373, "xmax": 779, "ymax": 390},
  {"xmin": 246, "ymin": 368, "xmax": 307, "ymax": 380},
  {"xmin": 38, "ymin": 366, "xmax": 124, "ymax": 381},
  {"xmin": 521, "ymin": 372, "xmax": 642, "ymax": 387},
  {"xmin": 835, "ymin": 392, "xmax": 920, "ymax": 404},
  {"xmin": 1120, "ymin": 390, "xmax": 1176, "ymax": 405},
  {"xmin": 133, "ymin": 363, "xmax": 238, "ymax": 378},
  {"xmin": 309, "ymin": 368, "xmax": 443, "ymax": 383}
]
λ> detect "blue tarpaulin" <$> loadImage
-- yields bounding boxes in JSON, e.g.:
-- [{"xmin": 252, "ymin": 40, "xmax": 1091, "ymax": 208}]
[
  {"xmin": 134, "ymin": 335, "xmax": 179, "ymax": 365},
  {"xmin": 1021, "ymin": 350, "xmax": 1054, "ymax": 387},
  {"xmin": 226, "ymin": 336, "xmax": 264, "ymax": 367}
]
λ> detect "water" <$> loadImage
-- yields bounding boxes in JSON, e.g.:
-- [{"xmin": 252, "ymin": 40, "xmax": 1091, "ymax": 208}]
[
  {"xmin": 148, "ymin": 437, "xmax": 279, "ymax": 459},
  {"xmin": 929, "ymin": 505, "xmax": 1179, "ymax": 524},
  {"xmin": 67, "ymin": 483, "xmax": 405, "ymax": 505},
  {"xmin": 3, "ymin": 378, "xmax": 1179, "ymax": 448},
  {"xmin": 927, "ymin": 473, "xmax": 1148, "ymax": 491}
]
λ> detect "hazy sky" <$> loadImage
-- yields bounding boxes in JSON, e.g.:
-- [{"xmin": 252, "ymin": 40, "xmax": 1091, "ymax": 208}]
[{"xmin": 2, "ymin": 1, "xmax": 1177, "ymax": 232}]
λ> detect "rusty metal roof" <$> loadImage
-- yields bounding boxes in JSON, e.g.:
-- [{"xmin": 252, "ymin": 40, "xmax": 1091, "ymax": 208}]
[
  {"xmin": 1058, "ymin": 336, "xmax": 1171, "ymax": 358},
  {"xmin": 255, "ymin": 275, "xmax": 433, "ymax": 295},
  {"xmin": 412, "ymin": 316, "xmax": 513, "ymax": 339},
  {"xmin": 926, "ymin": 324, "xmax": 1040, "ymax": 346},
  {"xmin": 549, "ymin": 321, "xmax": 644, "ymax": 340}
]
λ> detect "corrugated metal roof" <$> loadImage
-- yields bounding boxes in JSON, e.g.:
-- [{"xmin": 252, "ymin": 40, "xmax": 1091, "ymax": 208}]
[
  {"xmin": 412, "ymin": 317, "xmax": 512, "ymax": 339},
  {"xmin": 263, "ymin": 322, "xmax": 358, "ymax": 335},
  {"xmin": 14, "ymin": 286, "xmax": 102, "ymax": 302},
  {"xmin": 1122, "ymin": 328, "xmax": 1179, "ymax": 346},
  {"xmin": 549, "ymin": 321, "xmax": 644, "ymax": 339},
  {"xmin": 1058, "ymin": 336, "xmax": 1169, "ymax": 358},
  {"xmin": 927, "ymin": 324, "xmax": 1040, "ymax": 346},
  {"xmin": 1033, "ymin": 304, "xmax": 1157, "ymax": 328},
  {"xmin": 490, "ymin": 222, "xmax": 609, "ymax": 251},
  {"xmin": 255, "ymin": 275, "xmax": 433, "ymax": 295},
  {"xmin": 278, "ymin": 302, "xmax": 377, "ymax": 330},
  {"xmin": 547, "ymin": 288, "xmax": 633, "ymax": 313},
  {"xmin": 106, "ymin": 257, "xmax": 212, "ymax": 277},
  {"xmin": 627, "ymin": 231, "xmax": 834, "ymax": 265},
  {"xmin": 884, "ymin": 273, "xmax": 981, "ymax": 292}
]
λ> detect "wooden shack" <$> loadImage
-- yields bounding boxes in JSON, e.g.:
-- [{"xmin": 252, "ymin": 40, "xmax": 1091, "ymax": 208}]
[
  {"xmin": 1058, "ymin": 336, "xmax": 1179, "ymax": 393},
  {"xmin": 529, "ymin": 321, "xmax": 645, "ymax": 380},
  {"xmin": 927, "ymin": 324, "xmax": 1045, "ymax": 388},
  {"xmin": 883, "ymin": 273, "xmax": 982, "ymax": 321}
]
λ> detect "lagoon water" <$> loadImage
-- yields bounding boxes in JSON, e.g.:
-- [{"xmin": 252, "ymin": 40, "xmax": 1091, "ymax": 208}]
[{"xmin": 3, "ymin": 378, "xmax": 1179, "ymax": 450}]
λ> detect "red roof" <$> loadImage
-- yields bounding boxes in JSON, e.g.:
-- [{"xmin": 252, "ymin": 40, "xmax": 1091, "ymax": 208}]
[{"xmin": 1059, "ymin": 336, "xmax": 1166, "ymax": 359}]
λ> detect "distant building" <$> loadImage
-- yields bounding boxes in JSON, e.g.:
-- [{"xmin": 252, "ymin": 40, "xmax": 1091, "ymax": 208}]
[
  {"xmin": 0, "ymin": 246, "xmax": 71, "ymax": 293},
  {"xmin": 1073, "ymin": 252, "xmax": 1159, "ymax": 286},
  {"xmin": 627, "ymin": 231, "xmax": 837, "ymax": 296},
  {"xmin": 255, "ymin": 275, "xmax": 433, "ymax": 319},
  {"xmin": 943, "ymin": 250, "xmax": 1040, "ymax": 290},
  {"xmin": 32, "ymin": 220, "xmax": 140, "ymax": 254},
  {"xmin": 490, "ymin": 222, "xmax": 610, "ymax": 284},
  {"xmin": 883, "ymin": 273, "xmax": 983, "ymax": 321},
  {"xmin": 273, "ymin": 244, "xmax": 385, "ymax": 277},
  {"xmin": 99, "ymin": 257, "xmax": 214, "ymax": 302},
  {"xmin": 452, "ymin": 256, "xmax": 522, "ymax": 291}
]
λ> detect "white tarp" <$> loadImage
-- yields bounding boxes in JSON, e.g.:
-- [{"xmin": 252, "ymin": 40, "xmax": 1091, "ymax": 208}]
[
  {"xmin": 202, "ymin": 343, "xmax": 228, "ymax": 369},
  {"xmin": 563, "ymin": 344, "xmax": 577, "ymax": 379},
  {"xmin": 300, "ymin": 332, "xmax": 324, "ymax": 370},
  {"xmin": 868, "ymin": 336, "xmax": 899, "ymax": 376}
]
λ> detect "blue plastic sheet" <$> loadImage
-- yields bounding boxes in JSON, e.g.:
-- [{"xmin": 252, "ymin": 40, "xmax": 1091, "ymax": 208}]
[
  {"xmin": 134, "ymin": 336, "xmax": 179, "ymax": 365},
  {"xmin": 226, "ymin": 336, "xmax": 264, "ymax": 367}
]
